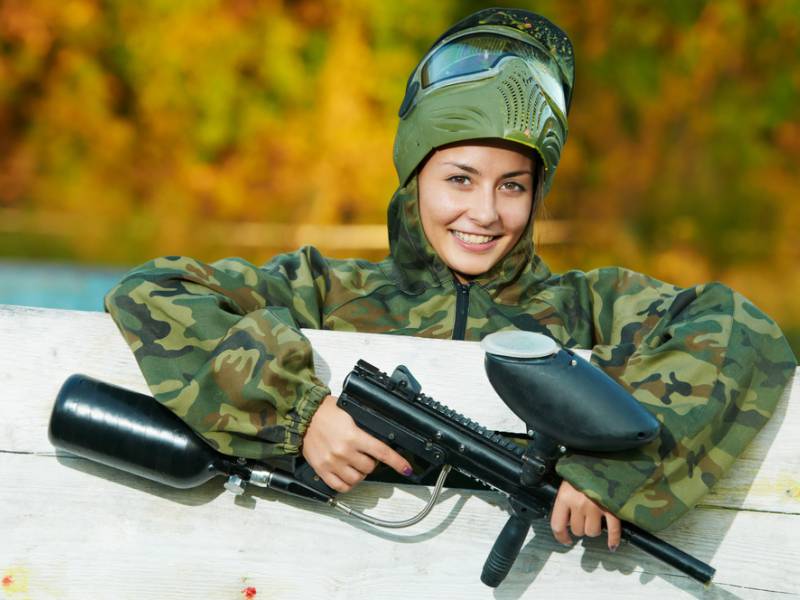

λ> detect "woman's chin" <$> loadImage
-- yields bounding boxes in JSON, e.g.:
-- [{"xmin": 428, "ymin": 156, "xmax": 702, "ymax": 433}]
[
  {"xmin": 449, "ymin": 244, "xmax": 511, "ymax": 276},
  {"xmin": 446, "ymin": 257, "xmax": 499, "ymax": 280}
]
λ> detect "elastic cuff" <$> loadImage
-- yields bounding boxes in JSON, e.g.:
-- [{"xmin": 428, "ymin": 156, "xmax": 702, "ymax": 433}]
[{"xmin": 282, "ymin": 383, "xmax": 330, "ymax": 455}]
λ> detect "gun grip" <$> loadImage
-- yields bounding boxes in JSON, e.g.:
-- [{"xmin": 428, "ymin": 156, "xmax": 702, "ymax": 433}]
[
  {"xmin": 481, "ymin": 514, "xmax": 530, "ymax": 587},
  {"xmin": 293, "ymin": 460, "xmax": 338, "ymax": 497}
]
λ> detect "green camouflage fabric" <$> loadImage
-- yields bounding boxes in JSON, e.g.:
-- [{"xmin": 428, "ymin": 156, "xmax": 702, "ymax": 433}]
[{"xmin": 105, "ymin": 175, "xmax": 796, "ymax": 532}]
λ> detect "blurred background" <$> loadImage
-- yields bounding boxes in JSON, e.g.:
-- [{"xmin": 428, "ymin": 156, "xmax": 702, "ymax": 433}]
[{"xmin": 0, "ymin": 0, "xmax": 798, "ymax": 353}]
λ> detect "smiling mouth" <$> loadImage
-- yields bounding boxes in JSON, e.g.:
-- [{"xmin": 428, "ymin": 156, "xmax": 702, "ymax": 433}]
[{"xmin": 451, "ymin": 230, "xmax": 499, "ymax": 245}]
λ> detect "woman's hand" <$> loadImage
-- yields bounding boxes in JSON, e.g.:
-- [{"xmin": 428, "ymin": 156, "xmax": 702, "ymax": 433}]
[
  {"xmin": 550, "ymin": 480, "xmax": 621, "ymax": 551},
  {"xmin": 301, "ymin": 395, "xmax": 414, "ymax": 493}
]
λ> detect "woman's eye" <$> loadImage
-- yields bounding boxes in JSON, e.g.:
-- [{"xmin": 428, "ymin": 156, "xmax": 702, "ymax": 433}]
[
  {"xmin": 447, "ymin": 175, "xmax": 470, "ymax": 185},
  {"xmin": 501, "ymin": 181, "xmax": 526, "ymax": 192}
]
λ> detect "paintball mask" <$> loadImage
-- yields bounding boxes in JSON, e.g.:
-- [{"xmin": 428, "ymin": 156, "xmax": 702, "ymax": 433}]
[{"xmin": 393, "ymin": 9, "xmax": 575, "ymax": 195}]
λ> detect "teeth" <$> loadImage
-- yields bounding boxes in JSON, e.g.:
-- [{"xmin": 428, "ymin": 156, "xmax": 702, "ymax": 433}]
[{"xmin": 453, "ymin": 231, "xmax": 495, "ymax": 244}]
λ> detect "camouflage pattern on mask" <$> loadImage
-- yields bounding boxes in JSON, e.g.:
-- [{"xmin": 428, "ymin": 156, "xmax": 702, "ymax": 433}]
[{"xmin": 105, "ymin": 176, "xmax": 796, "ymax": 532}]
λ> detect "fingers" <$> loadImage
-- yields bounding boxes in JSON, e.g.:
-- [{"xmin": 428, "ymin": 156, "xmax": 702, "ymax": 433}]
[
  {"xmin": 569, "ymin": 508, "xmax": 586, "ymax": 538},
  {"xmin": 338, "ymin": 464, "xmax": 369, "ymax": 487},
  {"xmin": 302, "ymin": 395, "xmax": 413, "ymax": 494},
  {"xmin": 311, "ymin": 457, "xmax": 370, "ymax": 493},
  {"xmin": 323, "ymin": 472, "xmax": 351, "ymax": 493},
  {"xmin": 349, "ymin": 452, "xmax": 379, "ymax": 476},
  {"xmin": 552, "ymin": 480, "xmax": 621, "ymax": 551},
  {"xmin": 583, "ymin": 511, "xmax": 603, "ymax": 538},
  {"xmin": 605, "ymin": 513, "xmax": 622, "ymax": 551},
  {"xmin": 305, "ymin": 443, "xmax": 371, "ymax": 492},
  {"xmin": 550, "ymin": 490, "xmax": 573, "ymax": 546},
  {"xmin": 568, "ymin": 507, "xmax": 603, "ymax": 539},
  {"xmin": 361, "ymin": 434, "xmax": 413, "ymax": 477}
]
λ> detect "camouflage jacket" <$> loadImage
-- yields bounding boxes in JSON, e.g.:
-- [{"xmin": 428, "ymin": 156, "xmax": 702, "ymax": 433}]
[{"xmin": 105, "ymin": 177, "xmax": 796, "ymax": 531}]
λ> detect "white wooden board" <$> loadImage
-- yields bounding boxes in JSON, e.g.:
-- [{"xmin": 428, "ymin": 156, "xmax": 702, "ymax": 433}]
[{"xmin": 1, "ymin": 305, "xmax": 798, "ymax": 599}]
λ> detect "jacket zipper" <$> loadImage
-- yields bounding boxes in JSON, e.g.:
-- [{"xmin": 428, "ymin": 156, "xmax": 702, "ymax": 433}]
[{"xmin": 452, "ymin": 281, "xmax": 471, "ymax": 341}]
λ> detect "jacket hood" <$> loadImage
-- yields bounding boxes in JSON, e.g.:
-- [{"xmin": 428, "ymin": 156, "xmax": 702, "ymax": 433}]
[{"xmin": 386, "ymin": 175, "xmax": 552, "ymax": 300}]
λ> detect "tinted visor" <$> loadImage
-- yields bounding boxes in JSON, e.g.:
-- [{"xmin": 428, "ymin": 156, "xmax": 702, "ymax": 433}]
[{"xmin": 420, "ymin": 33, "xmax": 567, "ymax": 115}]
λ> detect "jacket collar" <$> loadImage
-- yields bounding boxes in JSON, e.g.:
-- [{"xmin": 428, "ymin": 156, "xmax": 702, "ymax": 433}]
[{"xmin": 386, "ymin": 176, "xmax": 552, "ymax": 299}]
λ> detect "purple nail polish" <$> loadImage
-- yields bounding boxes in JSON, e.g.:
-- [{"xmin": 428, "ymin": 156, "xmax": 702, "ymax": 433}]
[
  {"xmin": 403, "ymin": 466, "xmax": 413, "ymax": 476},
  {"xmin": 609, "ymin": 544, "xmax": 618, "ymax": 552}
]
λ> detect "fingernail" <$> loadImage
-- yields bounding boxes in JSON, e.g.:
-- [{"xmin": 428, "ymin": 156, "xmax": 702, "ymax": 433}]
[
  {"xmin": 403, "ymin": 467, "xmax": 413, "ymax": 476},
  {"xmin": 609, "ymin": 544, "xmax": 618, "ymax": 553}
]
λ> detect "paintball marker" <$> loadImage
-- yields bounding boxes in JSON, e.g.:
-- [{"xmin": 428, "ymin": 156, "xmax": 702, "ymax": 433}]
[{"xmin": 48, "ymin": 331, "xmax": 715, "ymax": 587}]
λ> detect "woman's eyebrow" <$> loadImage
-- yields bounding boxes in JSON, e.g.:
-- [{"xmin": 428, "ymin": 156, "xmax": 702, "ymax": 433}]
[
  {"xmin": 444, "ymin": 162, "xmax": 480, "ymax": 174},
  {"xmin": 442, "ymin": 162, "xmax": 532, "ymax": 178}
]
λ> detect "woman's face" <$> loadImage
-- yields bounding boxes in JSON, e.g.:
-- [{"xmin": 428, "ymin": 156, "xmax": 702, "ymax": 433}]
[{"xmin": 417, "ymin": 141, "xmax": 535, "ymax": 283}]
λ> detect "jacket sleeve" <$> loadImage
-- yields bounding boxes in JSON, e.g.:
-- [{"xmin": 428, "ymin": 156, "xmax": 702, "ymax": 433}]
[
  {"xmin": 104, "ymin": 248, "xmax": 332, "ymax": 460},
  {"xmin": 554, "ymin": 267, "xmax": 797, "ymax": 531}
]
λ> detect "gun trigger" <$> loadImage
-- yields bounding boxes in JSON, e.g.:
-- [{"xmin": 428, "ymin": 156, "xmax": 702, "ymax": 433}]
[
  {"xmin": 390, "ymin": 365, "xmax": 422, "ymax": 394},
  {"xmin": 404, "ymin": 462, "xmax": 442, "ymax": 486}
]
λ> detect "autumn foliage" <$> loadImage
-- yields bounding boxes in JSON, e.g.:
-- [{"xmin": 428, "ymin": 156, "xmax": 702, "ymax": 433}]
[{"xmin": 1, "ymin": 0, "xmax": 798, "ymax": 351}]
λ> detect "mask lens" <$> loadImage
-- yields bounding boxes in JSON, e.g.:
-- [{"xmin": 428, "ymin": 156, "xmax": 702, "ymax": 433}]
[{"xmin": 420, "ymin": 33, "xmax": 567, "ymax": 115}]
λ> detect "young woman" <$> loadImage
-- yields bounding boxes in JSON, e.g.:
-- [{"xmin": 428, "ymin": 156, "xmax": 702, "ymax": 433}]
[{"xmin": 105, "ymin": 8, "xmax": 796, "ymax": 553}]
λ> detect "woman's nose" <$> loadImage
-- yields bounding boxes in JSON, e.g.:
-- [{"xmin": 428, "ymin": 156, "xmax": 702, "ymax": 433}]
[{"xmin": 468, "ymin": 187, "xmax": 499, "ymax": 226}]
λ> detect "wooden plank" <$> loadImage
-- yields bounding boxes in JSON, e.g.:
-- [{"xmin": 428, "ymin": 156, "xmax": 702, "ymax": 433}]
[
  {"xmin": 1, "ymin": 453, "xmax": 798, "ymax": 599},
  {"xmin": 1, "ymin": 305, "xmax": 799, "ymax": 599}
]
